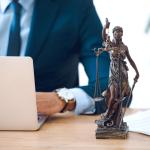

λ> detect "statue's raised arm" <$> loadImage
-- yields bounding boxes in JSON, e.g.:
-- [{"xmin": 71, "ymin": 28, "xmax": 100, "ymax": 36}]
[{"xmin": 102, "ymin": 18, "xmax": 110, "ymax": 42}]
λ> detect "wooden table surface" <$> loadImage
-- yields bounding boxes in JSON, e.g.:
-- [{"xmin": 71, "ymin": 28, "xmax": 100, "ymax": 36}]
[{"xmin": 0, "ymin": 109, "xmax": 150, "ymax": 150}]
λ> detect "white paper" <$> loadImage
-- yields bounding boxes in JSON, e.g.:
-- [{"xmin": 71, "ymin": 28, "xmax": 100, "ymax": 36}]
[{"xmin": 124, "ymin": 110, "xmax": 150, "ymax": 135}]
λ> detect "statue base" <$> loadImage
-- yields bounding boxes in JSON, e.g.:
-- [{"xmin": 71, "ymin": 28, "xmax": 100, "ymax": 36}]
[{"xmin": 95, "ymin": 121, "xmax": 129, "ymax": 139}]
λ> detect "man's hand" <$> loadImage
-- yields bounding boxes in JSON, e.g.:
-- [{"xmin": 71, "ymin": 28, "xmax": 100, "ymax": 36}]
[{"xmin": 36, "ymin": 92, "xmax": 65, "ymax": 116}]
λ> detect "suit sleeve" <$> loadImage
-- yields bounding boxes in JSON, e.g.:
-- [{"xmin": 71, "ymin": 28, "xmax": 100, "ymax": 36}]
[{"xmin": 78, "ymin": 0, "xmax": 110, "ymax": 97}]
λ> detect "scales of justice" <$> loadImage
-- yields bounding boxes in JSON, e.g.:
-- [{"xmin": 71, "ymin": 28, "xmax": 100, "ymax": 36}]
[{"xmin": 93, "ymin": 18, "xmax": 139, "ymax": 139}]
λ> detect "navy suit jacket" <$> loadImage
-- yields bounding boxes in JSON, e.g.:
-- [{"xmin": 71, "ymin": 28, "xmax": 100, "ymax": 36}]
[{"xmin": 25, "ymin": 0, "xmax": 110, "ymax": 112}]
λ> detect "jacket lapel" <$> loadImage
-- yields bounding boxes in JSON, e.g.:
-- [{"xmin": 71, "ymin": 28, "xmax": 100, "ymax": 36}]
[{"xmin": 25, "ymin": 0, "xmax": 59, "ymax": 61}]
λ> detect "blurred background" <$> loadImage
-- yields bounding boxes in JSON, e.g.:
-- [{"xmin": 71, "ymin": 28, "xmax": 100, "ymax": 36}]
[{"xmin": 79, "ymin": 0, "xmax": 150, "ymax": 108}]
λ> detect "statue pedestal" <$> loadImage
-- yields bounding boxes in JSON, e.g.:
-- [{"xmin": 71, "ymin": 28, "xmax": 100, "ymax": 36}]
[{"xmin": 95, "ymin": 121, "xmax": 129, "ymax": 139}]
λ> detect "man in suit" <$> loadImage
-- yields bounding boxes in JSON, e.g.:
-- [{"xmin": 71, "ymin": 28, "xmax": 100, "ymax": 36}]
[{"xmin": 0, "ymin": 0, "xmax": 110, "ymax": 115}]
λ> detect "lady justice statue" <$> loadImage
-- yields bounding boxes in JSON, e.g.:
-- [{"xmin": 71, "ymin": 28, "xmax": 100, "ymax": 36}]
[{"xmin": 95, "ymin": 18, "xmax": 139, "ymax": 139}]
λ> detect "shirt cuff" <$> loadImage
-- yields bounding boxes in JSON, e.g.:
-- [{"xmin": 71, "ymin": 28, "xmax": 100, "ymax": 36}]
[{"xmin": 69, "ymin": 88, "xmax": 95, "ymax": 115}]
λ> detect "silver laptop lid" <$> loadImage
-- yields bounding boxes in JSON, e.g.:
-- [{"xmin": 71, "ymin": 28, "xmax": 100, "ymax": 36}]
[{"xmin": 0, "ymin": 57, "xmax": 38, "ymax": 130}]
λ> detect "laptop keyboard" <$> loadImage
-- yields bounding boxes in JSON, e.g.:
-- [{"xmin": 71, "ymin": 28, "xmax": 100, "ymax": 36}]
[{"xmin": 38, "ymin": 113, "xmax": 48, "ymax": 123}]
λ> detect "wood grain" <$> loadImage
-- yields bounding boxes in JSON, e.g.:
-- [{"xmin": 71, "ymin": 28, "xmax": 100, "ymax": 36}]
[{"xmin": 0, "ymin": 109, "xmax": 149, "ymax": 150}]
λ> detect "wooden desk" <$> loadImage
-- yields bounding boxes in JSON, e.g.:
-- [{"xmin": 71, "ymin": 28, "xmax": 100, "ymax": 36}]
[{"xmin": 0, "ymin": 109, "xmax": 149, "ymax": 150}]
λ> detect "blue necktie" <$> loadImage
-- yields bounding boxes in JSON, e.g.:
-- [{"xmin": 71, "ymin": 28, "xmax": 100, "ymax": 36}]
[{"xmin": 7, "ymin": 0, "xmax": 21, "ymax": 56}]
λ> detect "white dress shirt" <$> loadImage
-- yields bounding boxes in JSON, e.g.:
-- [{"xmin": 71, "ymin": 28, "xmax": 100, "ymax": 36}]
[
  {"xmin": 0, "ymin": 0, "xmax": 34, "ymax": 56},
  {"xmin": 0, "ymin": 0, "xmax": 95, "ymax": 114}
]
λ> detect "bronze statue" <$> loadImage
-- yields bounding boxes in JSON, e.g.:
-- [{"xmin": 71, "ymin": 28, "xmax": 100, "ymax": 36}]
[{"xmin": 95, "ymin": 18, "xmax": 139, "ymax": 139}]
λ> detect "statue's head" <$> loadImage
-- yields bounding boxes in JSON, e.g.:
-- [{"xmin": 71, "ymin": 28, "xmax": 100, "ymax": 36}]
[
  {"xmin": 112, "ymin": 26, "xmax": 123, "ymax": 40},
  {"xmin": 112, "ymin": 26, "xmax": 123, "ymax": 33}
]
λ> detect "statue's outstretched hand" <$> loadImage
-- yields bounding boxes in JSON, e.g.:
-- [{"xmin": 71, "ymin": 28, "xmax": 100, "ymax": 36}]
[{"xmin": 104, "ymin": 18, "xmax": 110, "ymax": 29}]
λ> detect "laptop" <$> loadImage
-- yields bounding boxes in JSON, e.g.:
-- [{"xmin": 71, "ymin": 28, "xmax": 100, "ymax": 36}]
[{"xmin": 0, "ymin": 56, "xmax": 48, "ymax": 130}]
